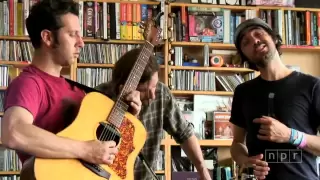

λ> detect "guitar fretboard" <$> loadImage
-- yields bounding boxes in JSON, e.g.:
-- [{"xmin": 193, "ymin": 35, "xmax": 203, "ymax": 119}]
[{"xmin": 108, "ymin": 41, "xmax": 154, "ymax": 128}]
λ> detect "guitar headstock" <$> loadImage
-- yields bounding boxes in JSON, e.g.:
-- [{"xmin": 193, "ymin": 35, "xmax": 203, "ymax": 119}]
[{"xmin": 139, "ymin": 12, "xmax": 163, "ymax": 46}]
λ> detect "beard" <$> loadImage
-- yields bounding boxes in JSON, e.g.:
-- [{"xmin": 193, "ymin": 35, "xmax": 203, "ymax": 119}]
[{"xmin": 250, "ymin": 42, "xmax": 276, "ymax": 69}]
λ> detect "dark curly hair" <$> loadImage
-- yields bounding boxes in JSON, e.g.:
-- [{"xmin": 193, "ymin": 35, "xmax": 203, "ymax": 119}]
[
  {"xmin": 26, "ymin": 0, "xmax": 79, "ymax": 49},
  {"xmin": 238, "ymin": 27, "xmax": 283, "ymax": 71}
]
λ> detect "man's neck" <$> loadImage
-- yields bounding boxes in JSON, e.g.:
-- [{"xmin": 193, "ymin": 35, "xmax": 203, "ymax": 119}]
[
  {"xmin": 259, "ymin": 57, "xmax": 293, "ymax": 81},
  {"xmin": 31, "ymin": 50, "xmax": 62, "ymax": 77}
]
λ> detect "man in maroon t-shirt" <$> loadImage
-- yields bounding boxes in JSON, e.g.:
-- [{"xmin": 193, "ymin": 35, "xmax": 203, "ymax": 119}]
[{"xmin": 1, "ymin": 0, "xmax": 141, "ymax": 167}]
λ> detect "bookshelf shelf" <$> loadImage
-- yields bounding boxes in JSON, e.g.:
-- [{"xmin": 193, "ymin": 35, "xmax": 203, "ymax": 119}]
[
  {"xmin": 0, "ymin": 171, "xmax": 20, "ymax": 175},
  {"xmin": 257, "ymin": 6, "xmax": 320, "ymax": 12},
  {"xmin": 0, "ymin": 86, "xmax": 6, "ymax": 90},
  {"xmin": 155, "ymin": 170, "xmax": 165, "ymax": 174},
  {"xmin": 0, "ymin": 112, "xmax": 3, "ymax": 116},
  {"xmin": 0, "ymin": 36, "xmax": 29, "ymax": 41},
  {"xmin": 83, "ymin": 38, "xmax": 146, "ymax": 44},
  {"xmin": 170, "ymin": 42, "xmax": 320, "ymax": 52},
  {"xmin": 86, "ymin": 0, "xmax": 159, "ymax": 5},
  {"xmin": 0, "ymin": 61, "xmax": 30, "ymax": 65},
  {"xmin": 0, "ymin": 36, "xmax": 146, "ymax": 44},
  {"xmin": 280, "ymin": 45, "xmax": 320, "ymax": 52},
  {"xmin": 77, "ymin": 63, "xmax": 166, "ymax": 69},
  {"xmin": 169, "ymin": 66, "xmax": 254, "ymax": 73},
  {"xmin": 169, "ymin": 2, "xmax": 256, "ymax": 10},
  {"xmin": 77, "ymin": 63, "xmax": 115, "ymax": 68},
  {"xmin": 171, "ymin": 90, "xmax": 233, "ymax": 96},
  {"xmin": 169, "ymin": 2, "xmax": 320, "ymax": 12},
  {"xmin": 168, "ymin": 139, "xmax": 232, "ymax": 147},
  {"xmin": 171, "ymin": 41, "xmax": 235, "ymax": 49}
]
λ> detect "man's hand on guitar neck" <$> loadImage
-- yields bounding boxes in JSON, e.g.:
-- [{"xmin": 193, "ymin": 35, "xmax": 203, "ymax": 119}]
[
  {"xmin": 80, "ymin": 140, "xmax": 118, "ymax": 165},
  {"xmin": 119, "ymin": 85, "xmax": 142, "ymax": 117}
]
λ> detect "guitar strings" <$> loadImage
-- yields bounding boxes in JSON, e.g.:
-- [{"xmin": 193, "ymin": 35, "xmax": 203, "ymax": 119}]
[
  {"xmin": 98, "ymin": 44, "xmax": 151, "ymax": 143},
  {"xmin": 99, "ymin": 44, "xmax": 152, "ymax": 142}
]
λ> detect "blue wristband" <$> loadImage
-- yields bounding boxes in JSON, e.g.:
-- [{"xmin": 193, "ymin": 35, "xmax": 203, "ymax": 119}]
[
  {"xmin": 291, "ymin": 128, "xmax": 304, "ymax": 146},
  {"xmin": 289, "ymin": 128, "xmax": 296, "ymax": 144}
]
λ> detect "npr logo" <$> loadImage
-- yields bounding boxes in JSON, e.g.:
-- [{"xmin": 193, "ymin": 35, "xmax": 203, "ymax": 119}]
[{"xmin": 265, "ymin": 149, "xmax": 302, "ymax": 163}]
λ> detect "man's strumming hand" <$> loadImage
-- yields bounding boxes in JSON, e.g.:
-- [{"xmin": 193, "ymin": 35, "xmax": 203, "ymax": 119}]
[
  {"xmin": 253, "ymin": 116, "xmax": 291, "ymax": 143},
  {"xmin": 80, "ymin": 140, "xmax": 118, "ymax": 165}
]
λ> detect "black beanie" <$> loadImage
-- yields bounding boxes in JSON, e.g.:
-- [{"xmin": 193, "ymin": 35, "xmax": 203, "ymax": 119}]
[
  {"xmin": 234, "ymin": 17, "xmax": 273, "ymax": 51},
  {"xmin": 234, "ymin": 18, "xmax": 274, "ymax": 70}
]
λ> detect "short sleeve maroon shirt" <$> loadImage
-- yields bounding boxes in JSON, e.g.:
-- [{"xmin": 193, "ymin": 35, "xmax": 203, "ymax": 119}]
[{"xmin": 4, "ymin": 65, "xmax": 86, "ymax": 163}]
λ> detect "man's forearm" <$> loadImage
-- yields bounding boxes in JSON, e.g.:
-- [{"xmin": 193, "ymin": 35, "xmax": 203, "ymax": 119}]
[
  {"xmin": 302, "ymin": 134, "xmax": 320, "ymax": 156},
  {"xmin": 180, "ymin": 135, "xmax": 207, "ymax": 172},
  {"xmin": 3, "ymin": 124, "xmax": 87, "ymax": 159},
  {"xmin": 230, "ymin": 142, "xmax": 249, "ymax": 165}
]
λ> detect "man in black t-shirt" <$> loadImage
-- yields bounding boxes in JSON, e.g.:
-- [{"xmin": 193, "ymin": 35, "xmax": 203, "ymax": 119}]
[{"xmin": 230, "ymin": 18, "xmax": 320, "ymax": 180}]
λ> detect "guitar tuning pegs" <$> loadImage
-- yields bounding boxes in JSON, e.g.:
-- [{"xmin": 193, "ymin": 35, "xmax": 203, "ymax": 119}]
[
  {"xmin": 168, "ymin": 60, "xmax": 174, "ymax": 66},
  {"xmin": 169, "ymin": 48, "xmax": 174, "ymax": 54},
  {"xmin": 139, "ymin": 21, "xmax": 146, "ymax": 29},
  {"xmin": 168, "ymin": 13, "xmax": 176, "ymax": 18},
  {"xmin": 138, "ymin": 29, "xmax": 144, "ymax": 34},
  {"xmin": 169, "ymin": 85, "xmax": 174, "ymax": 90},
  {"xmin": 168, "ymin": 26, "xmax": 173, "ymax": 31},
  {"xmin": 168, "ymin": 37, "xmax": 174, "ymax": 42}
]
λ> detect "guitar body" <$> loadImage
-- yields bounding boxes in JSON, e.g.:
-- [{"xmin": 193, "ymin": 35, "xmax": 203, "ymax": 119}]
[{"xmin": 22, "ymin": 92, "xmax": 147, "ymax": 180}]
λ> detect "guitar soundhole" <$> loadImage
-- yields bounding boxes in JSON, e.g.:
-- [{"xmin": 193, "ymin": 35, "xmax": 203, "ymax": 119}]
[{"xmin": 96, "ymin": 122, "xmax": 121, "ymax": 145}]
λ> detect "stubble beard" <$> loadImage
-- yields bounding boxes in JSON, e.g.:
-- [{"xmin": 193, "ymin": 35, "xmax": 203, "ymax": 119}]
[{"xmin": 252, "ymin": 45, "xmax": 276, "ymax": 69}]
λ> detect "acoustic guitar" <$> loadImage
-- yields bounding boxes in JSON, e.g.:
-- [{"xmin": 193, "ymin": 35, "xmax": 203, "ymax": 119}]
[{"xmin": 20, "ymin": 13, "xmax": 163, "ymax": 180}]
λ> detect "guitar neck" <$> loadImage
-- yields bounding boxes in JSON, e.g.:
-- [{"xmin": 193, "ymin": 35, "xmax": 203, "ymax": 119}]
[
  {"xmin": 120, "ymin": 41, "xmax": 154, "ymax": 95},
  {"xmin": 108, "ymin": 41, "xmax": 154, "ymax": 128}
]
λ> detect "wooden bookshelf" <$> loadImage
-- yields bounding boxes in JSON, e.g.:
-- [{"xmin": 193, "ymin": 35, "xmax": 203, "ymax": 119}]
[
  {"xmin": 0, "ymin": 36, "xmax": 147, "ymax": 44},
  {"xmin": 169, "ymin": 65, "xmax": 254, "ymax": 72},
  {"xmin": 171, "ymin": 90, "xmax": 233, "ymax": 96},
  {"xmin": 0, "ymin": 60, "xmax": 30, "ymax": 65},
  {"xmin": 77, "ymin": 63, "xmax": 166, "ymax": 68},
  {"xmin": 169, "ymin": 2, "xmax": 256, "ymax": 9},
  {"xmin": 171, "ymin": 41, "xmax": 320, "ymax": 52},
  {"xmin": 168, "ymin": 139, "xmax": 232, "ymax": 147},
  {"xmin": 0, "ymin": 171, "xmax": 20, "ymax": 175},
  {"xmin": 0, "ymin": 1, "xmax": 320, "ymax": 180},
  {"xmin": 77, "ymin": 63, "xmax": 116, "ymax": 68}
]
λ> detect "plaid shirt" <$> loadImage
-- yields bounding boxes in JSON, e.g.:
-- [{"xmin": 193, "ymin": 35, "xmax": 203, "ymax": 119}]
[{"xmin": 95, "ymin": 81, "xmax": 194, "ymax": 180}]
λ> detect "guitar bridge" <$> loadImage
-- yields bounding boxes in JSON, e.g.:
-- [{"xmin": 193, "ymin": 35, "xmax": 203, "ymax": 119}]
[{"xmin": 80, "ymin": 159, "xmax": 111, "ymax": 179}]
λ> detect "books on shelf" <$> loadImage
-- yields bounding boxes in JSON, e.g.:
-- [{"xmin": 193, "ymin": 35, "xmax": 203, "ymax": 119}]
[
  {"xmin": 0, "ymin": 65, "xmax": 9, "ymax": 87},
  {"xmin": 0, "ymin": 0, "xmax": 164, "ymax": 42}
]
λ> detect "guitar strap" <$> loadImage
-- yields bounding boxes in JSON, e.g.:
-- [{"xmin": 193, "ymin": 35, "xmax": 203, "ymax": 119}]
[
  {"xmin": 65, "ymin": 78, "xmax": 159, "ymax": 180},
  {"xmin": 65, "ymin": 78, "xmax": 105, "ymax": 94}
]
